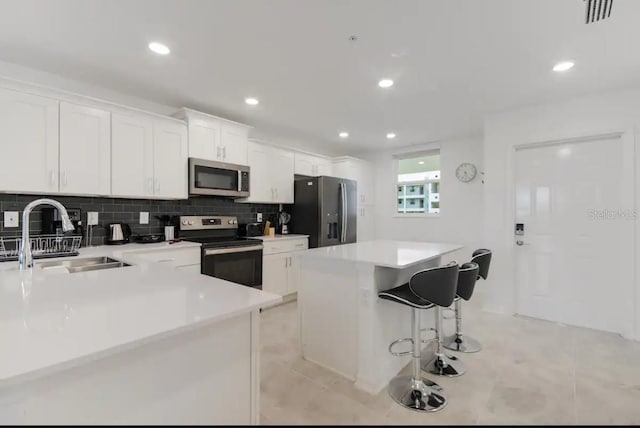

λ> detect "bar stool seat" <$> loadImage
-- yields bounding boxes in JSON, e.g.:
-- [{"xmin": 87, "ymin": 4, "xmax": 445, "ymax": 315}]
[{"xmin": 378, "ymin": 263, "xmax": 459, "ymax": 413}]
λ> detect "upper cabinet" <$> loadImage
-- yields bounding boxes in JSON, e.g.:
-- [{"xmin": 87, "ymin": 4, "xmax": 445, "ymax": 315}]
[
  {"xmin": 0, "ymin": 88, "xmax": 59, "ymax": 194},
  {"xmin": 238, "ymin": 140, "xmax": 294, "ymax": 204},
  {"xmin": 59, "ymin": 102, "xmax": 111, "ymax": 196},
  {"xmin": 111, "ymin": 112, "xmax": 188, "ymax": 199},
  {"xmin": 294, "ymin": 152, "xmax": 333, "ymax": 177},
  {"xmin": 173, "ymin": 108, "xmax": 251, "ymax": 166},
  {"xmin": 152, "ymin": 119, "xmax": 188, "ymax": 199}
]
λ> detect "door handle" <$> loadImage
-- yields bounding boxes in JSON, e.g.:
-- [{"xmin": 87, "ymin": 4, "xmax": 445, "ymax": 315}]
[
  {"xmin": 61, "ymin": 171, "xmax": 68, "ymax": 187},
  {"xmin": 223, "ymin": 146, "xmax": 227, "ymax": 160},
  {"xmin": 155, "ymin": 178, "xmax": 160, "ymax": 193},
  {"xmin": 50, "ymin": 170, "xmax": 56, "ymax": 187},
  {"xmin": 217, "ymin": 146, "xmax": 221, "ymax": 159}
]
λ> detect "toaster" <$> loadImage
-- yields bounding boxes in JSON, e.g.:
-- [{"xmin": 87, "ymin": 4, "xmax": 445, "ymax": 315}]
[{"xmin": 239, "ymin": 222, "xmax": 264, "ymax": 237}]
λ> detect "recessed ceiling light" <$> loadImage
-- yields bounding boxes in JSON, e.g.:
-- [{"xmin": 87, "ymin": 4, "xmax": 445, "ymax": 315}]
[
  {"xmin": 148, "ymin": 42, "xmax": 170, "ymax": 55},
  {"xmin": 245, "ymin": 97, "xmax": 259, "ymax": 106},
  {"xmin": 418, "ymin": 161, "xmax": 425, "ymax": 165},
  {"xmin": 378, "ymin": 79, "xmax": 394, "ymax": 88},
  {"xmin": 553, "ymin": 61, "xmax": 574, "ymax": 72},
  {"xmin": 339, "ymin": 132, "xmax": 349, "ymax": 138},
  {"xmin": 386, "ymin": 132, "xmax": 396, "ymax": 139}
]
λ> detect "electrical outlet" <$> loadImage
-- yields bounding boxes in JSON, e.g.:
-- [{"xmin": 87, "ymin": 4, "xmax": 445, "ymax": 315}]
[
  {"xmin": 256, "ymin": 213, "xmax": 263, "ymax": 222},
  {"xmin": 3, "ymin": 211, "xmax": 19, "ymax": 228},
  {"xmin": 140, "ymin": 212, "xmax": 149, "ymax": 225},
  {"xmin": 87, "ymin": 212, "xmax": 99, "ymax": 226}
]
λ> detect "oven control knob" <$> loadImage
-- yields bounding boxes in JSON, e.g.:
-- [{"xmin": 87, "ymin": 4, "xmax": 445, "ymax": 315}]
[
  {"xmin": 182, "ymin": 220, "xmax": 187, "ymax": 225},
  {"xmin": 188, "ymin": 221, "xmax": 194, "ymax": 225}
]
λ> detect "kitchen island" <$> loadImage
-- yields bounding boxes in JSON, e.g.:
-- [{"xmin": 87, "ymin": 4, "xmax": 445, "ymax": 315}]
[
  {"xmin": 297, "ymin": 240, "xmax": 463, "ymax": 394},
  {"xmin": 0, "ymin": 242, "xmax": 281, "ymax": 425}
]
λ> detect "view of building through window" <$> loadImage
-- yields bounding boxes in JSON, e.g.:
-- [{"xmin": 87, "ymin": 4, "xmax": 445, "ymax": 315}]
[{"xmin": 397, "ymin": 152, "xmax": 440, "ymax": 214}]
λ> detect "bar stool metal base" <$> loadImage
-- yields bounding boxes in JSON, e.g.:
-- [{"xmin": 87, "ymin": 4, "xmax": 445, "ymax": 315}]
[
  {"xmin": 443, "ymin": 334, "xmax": 482, "ymax": 353},
  {"xmin": 422, "ymin": 352, "xmax": 466, "ymax": 377},
  {"xmin": 388, "ymin": 375, "xmax": 447, "ymax": 412}
]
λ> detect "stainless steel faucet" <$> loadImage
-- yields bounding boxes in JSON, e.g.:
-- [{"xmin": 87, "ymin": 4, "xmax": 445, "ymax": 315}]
[{"xmin": 18, "ymin": 198, "xmax": 75, "ymax": 271}]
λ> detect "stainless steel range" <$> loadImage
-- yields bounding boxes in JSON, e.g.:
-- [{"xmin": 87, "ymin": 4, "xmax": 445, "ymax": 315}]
[{"xmin": 175, "ymin": 215, "xmax": 263, "ymax": 288}]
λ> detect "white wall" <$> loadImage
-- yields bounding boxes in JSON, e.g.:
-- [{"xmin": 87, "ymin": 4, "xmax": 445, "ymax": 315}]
[
  {"xmin": 483, "ymin": 86, "xmax": 640, "ymax": 339},
  {"xmin": 361, "ymin": 136, "xmax": 484, "ymax": 261}
]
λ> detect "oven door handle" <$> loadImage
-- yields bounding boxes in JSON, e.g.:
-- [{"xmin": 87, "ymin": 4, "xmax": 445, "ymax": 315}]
[{"xmin": 204, "ymin": 245, "xmax": 263, "ymax": 256}]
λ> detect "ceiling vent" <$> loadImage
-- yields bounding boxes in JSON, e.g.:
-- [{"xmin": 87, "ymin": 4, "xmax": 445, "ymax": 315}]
[{"xmin": 584, "ymin": 0, "xmax": 613, "ymax": 23}]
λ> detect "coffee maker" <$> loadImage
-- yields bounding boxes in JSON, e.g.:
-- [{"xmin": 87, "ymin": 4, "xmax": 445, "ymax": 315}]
[{"xmin": 42, "ymin": 207, "xmax": 83, "ymax": 241}]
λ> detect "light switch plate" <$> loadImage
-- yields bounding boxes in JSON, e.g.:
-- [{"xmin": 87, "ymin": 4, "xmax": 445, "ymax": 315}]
[
  {"xmin": 4, "ymin": 211, "xmax": 19, "ymax": 228},
  {"xmin": 87, "ymin": 212, "xmax": 99, "ymax": 226},
  {"xmin": 140, "ymin": 212, "xmax": 149, "ymax": 225},
  {"xmin": 257, "ymin": 213, "xmax": 263, "ymax": 222}
]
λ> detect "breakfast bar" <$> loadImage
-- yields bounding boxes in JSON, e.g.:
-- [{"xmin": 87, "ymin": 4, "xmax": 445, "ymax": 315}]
[{"xmin": 296, "ymin": 240, "xmax": 463, "ymax": 394}]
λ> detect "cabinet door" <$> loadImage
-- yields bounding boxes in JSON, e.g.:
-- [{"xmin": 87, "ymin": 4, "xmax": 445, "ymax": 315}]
[
  {"xmin": 287, "ymin": 253, "xmax": 299, "ymax": 294},
  {"xmin": 59, "ymin": 102, "xmax": 111, "ymax": 195},
  {"xmin": 0, "ymin": 88, "xmax": 59, "ymax": 193},
  {"xmin": 243, "ymin": 141, "xmax": 273, "ymax": 203},
  {"xmin": 315, "ymin": 158, "xmax": 333, "ymax": 177},
  {"xmin": 188, "ymin": 120, "xmax": 220, "ymax": 161},
  {"xmin": 111, "ymin": 113, "xmax": 153, "ymax": 197},
  {"xmin": 153, "ymin": 120, "xmax": 188, "ymax": 199},
  {"xmin": 262, "ymin": 253, "xmax": 289, "ymax": 296},
  {"xmin": 220, "ymin": 124, "xmax": 248, "ymax": 165},
  {"xmin": 273, "ymin": 148, "xmax": 295, "ymax": 203},
  {"xmin": 294, "ymin": 153, "xmax": 315, "ymax": 176},
  {"xmin": 357, "ymin": 206, "xmax": 375, "ymax": 242}
]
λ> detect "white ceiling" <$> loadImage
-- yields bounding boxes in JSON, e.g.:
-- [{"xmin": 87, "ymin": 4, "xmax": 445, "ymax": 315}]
[{"xmin": 1, "ymin": 0, "xmax": 639, "ymax": 154}]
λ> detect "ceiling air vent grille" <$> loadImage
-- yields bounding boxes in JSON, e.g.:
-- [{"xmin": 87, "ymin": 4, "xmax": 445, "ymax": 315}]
[{"xmin": 585, "ymin": 0, "xmax": 613, "ymax": 23}]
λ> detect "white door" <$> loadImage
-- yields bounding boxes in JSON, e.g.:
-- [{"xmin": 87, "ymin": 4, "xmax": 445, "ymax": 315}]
[
  {"xmin": 153, "ymin": 120, "xmax": 188, "ymax": 199},
  {"xmin": 262, "ymin": 253, "xmax": 289, "ymax": 296},
  {"xmin": 59, "ymin": 102, "xmax": 111, "ymax": 195},
  {"xmin": 188, "ymin": 121, "xmax": 220, "ymax": 161},
  {"xmin": 514, "ymin": 134, "xmax": 634, "ymax": 336},
  {"xmin": 111, "ymin": 113, "xmax": 154, "ymax": 197},
  {"xmin": 0, "ymin": 88, "xmax": 59, "ymax": 193},
  {"xmin": 220, "ymin": 124, "xmax": 248, "ymax": 165},
  {"xmin": 357, "ymin": 205, "xmax": 375, "ymax": 242}
]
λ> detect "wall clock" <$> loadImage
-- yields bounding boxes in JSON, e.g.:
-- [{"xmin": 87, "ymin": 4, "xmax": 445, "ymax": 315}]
[{"xmin": 455, "ymin": 163, "xmax": 477, "ymax": 183}]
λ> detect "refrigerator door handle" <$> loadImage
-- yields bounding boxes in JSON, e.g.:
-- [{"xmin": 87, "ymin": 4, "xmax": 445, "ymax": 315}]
[{"xmin": 340, "ymin": 182, "xmax": 347, "ymax": 243}]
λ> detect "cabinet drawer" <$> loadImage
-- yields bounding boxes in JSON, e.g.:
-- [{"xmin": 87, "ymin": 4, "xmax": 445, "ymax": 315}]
[
  {"xmin": 125, "ymin": 247, "xmax": 201, "ymax": 267},
  {"xmin": 262, "ymin": 238, "xmax": 308, "ymax": 255}
]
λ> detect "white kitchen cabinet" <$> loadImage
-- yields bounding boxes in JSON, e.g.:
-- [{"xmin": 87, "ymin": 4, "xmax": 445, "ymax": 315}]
[
  {"xmin": 59, "ymin": 101, "xmax": 111, "ymax": 195},
  {"xmin": 111, "ymin": 114, "xmax": 187, "ymax": 199},
  {"xmin": 123, "ymin": 246, "xmax": 201, "ymax": 268},
  {"xmin": 220, "ymin": 123, "xmax": 249, "ymax": 165},
  {"xmin": 294, "ymin": 152, "xmax": 333, "ymax": 177},
  {"xmin": 260, "ymin": 237, "xmax": 308, "ymax": 296},
  {"xmin": 0, "ymin": 88, "xmax": 59, "ymax": 193},
  {"xmin": 357, "ymin": 205, "xmax": 376, "ymax": 242},
  {"xmin": 240, "ymin": 141, "xmax": 294, "ymax": 203},
  {"xmin": 263, "ymin": 253, "xmax": 289, "ymax": 296},
  {"xmin": 111, "ymin": 113, "xmax": 154, "ymax": 197},
  {"xmin": 174, "ymin": 108, "xmax": 250, "ymax": 165},
  {"xmin": 153, "ymin": 119, "xmax": 188, "ymax": 199}
]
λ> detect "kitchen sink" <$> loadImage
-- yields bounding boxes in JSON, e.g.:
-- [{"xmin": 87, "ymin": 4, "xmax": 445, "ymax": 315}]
[{"xmin": 38, "ymin": 256, "xmax": 131, "ymax": 274}]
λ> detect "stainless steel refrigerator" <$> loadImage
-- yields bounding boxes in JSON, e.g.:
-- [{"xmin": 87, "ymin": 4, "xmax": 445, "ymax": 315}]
[{"xmin": 289, "ymin": 176, "xmax": 357, "ymax": 248}]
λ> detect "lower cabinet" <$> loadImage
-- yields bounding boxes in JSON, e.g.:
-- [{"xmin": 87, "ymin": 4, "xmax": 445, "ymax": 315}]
[{"xmin": 261, "ymin": 237, "xmax": 308, "ymax": 296}]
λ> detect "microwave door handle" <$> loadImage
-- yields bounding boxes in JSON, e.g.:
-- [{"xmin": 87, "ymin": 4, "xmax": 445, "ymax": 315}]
[{"xmin": 238, "ymin": 170, "xmax": 242, "ymax": 192}]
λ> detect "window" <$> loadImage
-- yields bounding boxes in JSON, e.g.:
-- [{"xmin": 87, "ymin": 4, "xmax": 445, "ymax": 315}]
[{"xmin": 396, "ymin": 151, "xmax": 440, "ymax": 215}]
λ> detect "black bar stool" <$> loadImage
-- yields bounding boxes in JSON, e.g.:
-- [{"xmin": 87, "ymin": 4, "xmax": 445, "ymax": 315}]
[
  {"xmin": 378, "ymin": 263, "xmax": 459, "ymax": 412},
  {"xmin": 421, "ymin": 262, "xmax": 478, "ymax": 376},
  {"xmin": 443, "ymin": 249, "xmax": 492, "ymax": 353}
]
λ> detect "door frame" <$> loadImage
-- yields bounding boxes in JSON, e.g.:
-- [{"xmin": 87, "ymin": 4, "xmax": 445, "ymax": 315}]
[{"xmin": 507, "ymin": 128, "xmax": 638, "ymax": 339}]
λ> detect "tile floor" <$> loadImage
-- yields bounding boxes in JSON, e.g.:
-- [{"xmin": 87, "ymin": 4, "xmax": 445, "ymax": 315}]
[{"xmin": 259, "ymin": 300, "xmax": 640, "ymax": 425}]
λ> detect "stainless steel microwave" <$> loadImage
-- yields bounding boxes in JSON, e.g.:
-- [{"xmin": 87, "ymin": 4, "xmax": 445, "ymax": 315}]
[{"xmin": 188, "ymin": 158, "xmax": 250, "ymax": 197}]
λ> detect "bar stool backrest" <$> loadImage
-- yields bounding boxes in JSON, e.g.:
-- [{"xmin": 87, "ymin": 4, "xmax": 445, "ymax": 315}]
[
  {"xmin": 471, "ymin": 249, "xmax": 492, "ymax": 280},
  {"xmin": 408, "ymin": 262, "xmax": 459, "ymax": 307},
  {"xmin": 456, "ymin": 262, "xmax": 480, "ymax": 301}
]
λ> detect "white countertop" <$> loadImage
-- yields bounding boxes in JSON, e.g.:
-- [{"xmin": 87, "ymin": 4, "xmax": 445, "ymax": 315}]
[
  {"xmin": 298, "ymin": 240, "xmax": 464, "ymax": 268},
  {"xmin": 250, "ymin": 234, "xmax": 309, "ymax": 242},
  {"xmin": 0, "ymin": 241, "xmax": 281, "ymax": 386}
]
